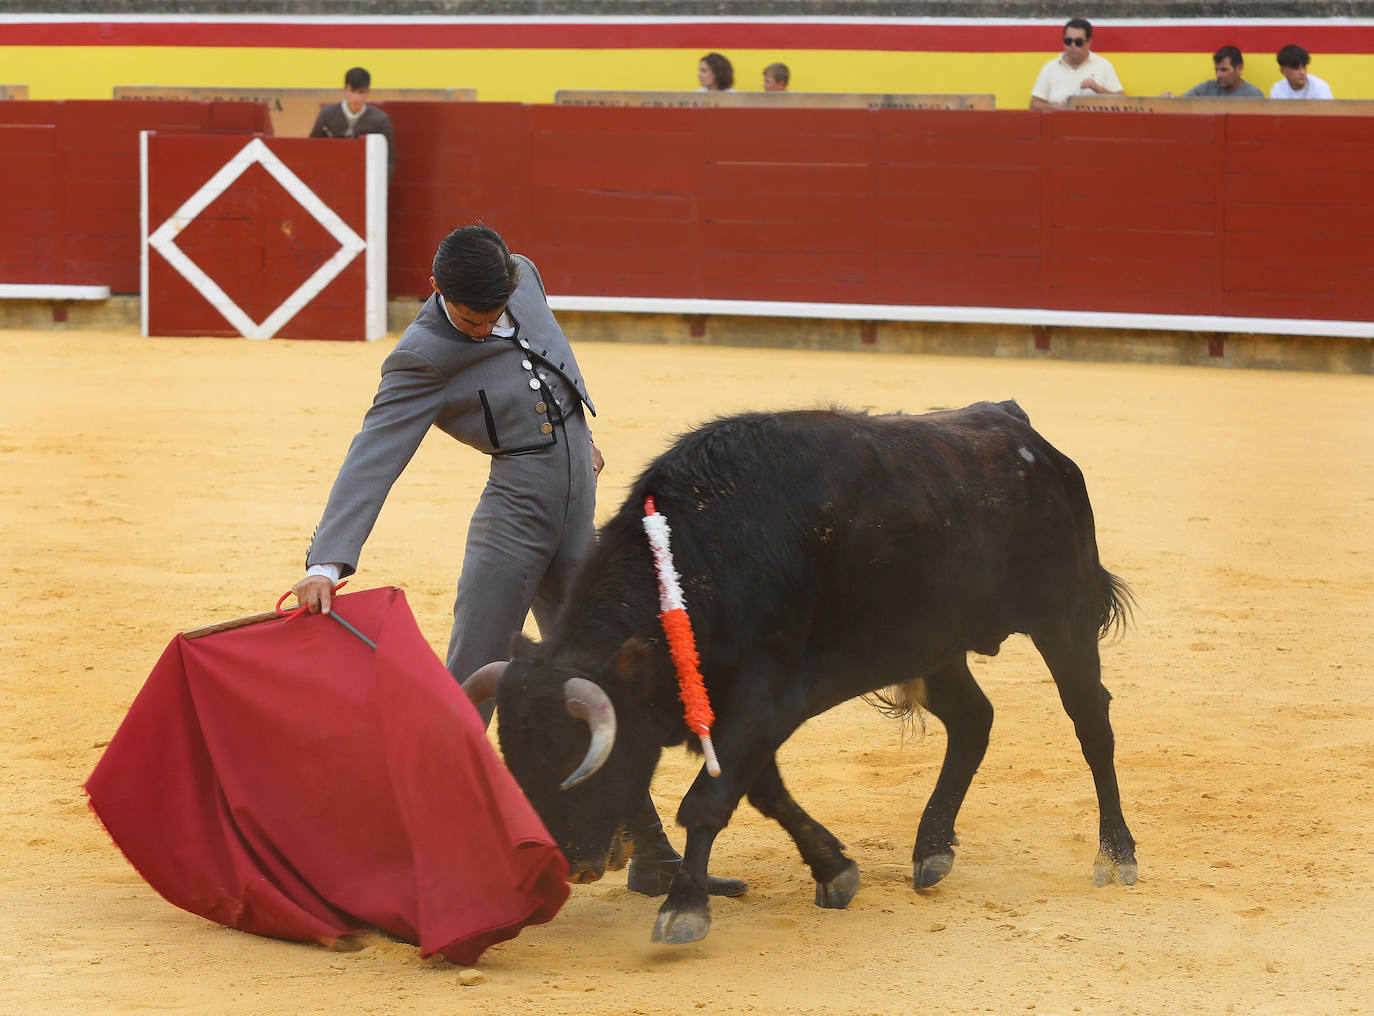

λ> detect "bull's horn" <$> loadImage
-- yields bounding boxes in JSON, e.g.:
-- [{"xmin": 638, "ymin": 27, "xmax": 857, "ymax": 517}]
[
  {"xmin": 462, "ymin": 661, "xmax": 508, "ymax": 706},
  {"xmin": 560, "ymin": 677, "xmax": 617, "ymax": 790}
]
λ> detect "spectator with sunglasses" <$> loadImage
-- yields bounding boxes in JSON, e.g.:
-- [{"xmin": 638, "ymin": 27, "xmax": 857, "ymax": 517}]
[{"xmin": 1031, "ymin": 18, "xmax": 1124, "ymax": 110}]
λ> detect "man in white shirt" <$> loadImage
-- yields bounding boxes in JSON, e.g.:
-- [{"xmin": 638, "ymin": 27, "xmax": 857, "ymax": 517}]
[
  {"xmin": 1270, "ymin": 44, "xmax": 1335, "ymax": 100},
  {"xmin": 1030, "ymin": 18, "xmax": 1125, "ymax": 110}
]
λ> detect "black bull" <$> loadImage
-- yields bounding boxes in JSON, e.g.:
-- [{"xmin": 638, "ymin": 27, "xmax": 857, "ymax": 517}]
[{"xmin": 465, "ymin": 401, "xmax": 1136, "ymax": 944}]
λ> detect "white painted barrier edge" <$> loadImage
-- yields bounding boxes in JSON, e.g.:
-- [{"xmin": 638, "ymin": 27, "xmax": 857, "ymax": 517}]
[
  {"xmin": 140, "ymin": 129, "xmax": 150, "ymax": 337},
  {"xmin": 0, "ymin": 284, "xmax": 111, "ymax": 300},
  {"xmin": 364, "ymin": 133, "xmax": 388, "ymax": 342},
  {"xmin": 545, "ymin": 295, "xmax": 1374, "ymax": 340}
]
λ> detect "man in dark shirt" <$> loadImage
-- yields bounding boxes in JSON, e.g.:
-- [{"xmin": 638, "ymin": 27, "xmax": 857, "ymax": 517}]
[
  {"xmin": 1175, "ymin": 46, "xmax": 1264, "ymax": 98},
  {"xmin": 309, "ymin": 66, "xmax": 395, "ymax": 178}
]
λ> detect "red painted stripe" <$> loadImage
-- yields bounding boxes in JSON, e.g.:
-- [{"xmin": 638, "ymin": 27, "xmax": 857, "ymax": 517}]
[{"xmin": 4, "ymin": 20, "xmax": 1374, "ymax": 53}]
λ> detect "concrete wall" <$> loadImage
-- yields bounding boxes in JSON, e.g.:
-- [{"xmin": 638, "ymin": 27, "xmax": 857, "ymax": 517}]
[{"xmin": 553, "ymin": 308, "xmax": 1374, "ymax": 373}]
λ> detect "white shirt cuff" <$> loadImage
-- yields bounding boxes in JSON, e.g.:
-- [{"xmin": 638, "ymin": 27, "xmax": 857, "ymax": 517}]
[{"xmin": 307, "ymin": 563, "xmax": 342, "ymax": 584}]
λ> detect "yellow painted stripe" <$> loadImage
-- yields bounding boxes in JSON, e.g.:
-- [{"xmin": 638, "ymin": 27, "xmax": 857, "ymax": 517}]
[{"xmin": 10, "ymin": 47, "xmax": 1374, "ymax": 111}]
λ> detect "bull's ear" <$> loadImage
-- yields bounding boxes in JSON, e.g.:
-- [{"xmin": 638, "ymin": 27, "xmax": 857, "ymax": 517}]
[
  {"xmin": 612, "ymin": 636, "xmax": 655, "ymax": 697},
  {"xmin": 509, "ymin": 632, "xmax": 540, "ymax": 659}
]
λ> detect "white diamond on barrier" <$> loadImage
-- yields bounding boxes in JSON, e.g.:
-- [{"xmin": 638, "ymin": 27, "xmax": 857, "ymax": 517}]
[{"xmin": 148, "ymin": 138, "xmax": 366, "ymax": 339}]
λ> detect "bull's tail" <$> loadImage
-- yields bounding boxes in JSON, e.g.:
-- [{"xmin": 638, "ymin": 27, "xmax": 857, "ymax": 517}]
[
  {"xmin": 1098, "ymin": 568, "xmax": 1135, "ymax": 643},
  {"xmin": 865, "ymin": 679, "xmax": 928, "ymax": 740}
]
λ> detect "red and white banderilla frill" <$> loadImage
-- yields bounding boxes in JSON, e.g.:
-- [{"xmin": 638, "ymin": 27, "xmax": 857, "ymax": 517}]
[{"xmin": 642, "ymin": 497, "xmax": 721, "ymax": 777}]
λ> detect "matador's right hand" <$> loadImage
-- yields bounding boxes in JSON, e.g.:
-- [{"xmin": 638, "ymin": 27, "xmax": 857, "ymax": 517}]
[{"xmin": 291, "ymin": 574, "xmax": 335, "ymax": 614}]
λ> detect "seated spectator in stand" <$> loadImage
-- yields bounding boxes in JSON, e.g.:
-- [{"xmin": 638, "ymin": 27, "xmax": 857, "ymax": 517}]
[
  {"xmin": 310, "ymin": 66, "xmax": 395, "ymax": 178},
  {"xmin": 1270, "ymin": 45, "xmax": 1334, "ymax": 100},
  {"xmin": 697, "ymin": 52, "xmax": 735, "ymax": 92},
  {"xmin": 1030, "ymin": 18, "xmax": 1124, "ymax": 110},
  {"xmin": 1166, "ymin": 46, "xmax": 1264, "ymax": 98},
  {"xmin": 763, "ymin": 62, "xmax": 790, "ymax": 92}
]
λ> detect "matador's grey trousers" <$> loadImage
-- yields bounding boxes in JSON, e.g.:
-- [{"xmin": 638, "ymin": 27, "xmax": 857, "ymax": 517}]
[{"xmin": 445, "ymin": 408, "xmax": 596, "ymax": 725}]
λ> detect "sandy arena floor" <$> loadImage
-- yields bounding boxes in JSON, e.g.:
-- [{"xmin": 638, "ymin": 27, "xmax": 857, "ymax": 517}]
[{"xmin": 1, "ymin": 327, "xmax": 1371, "ymax": 1016}]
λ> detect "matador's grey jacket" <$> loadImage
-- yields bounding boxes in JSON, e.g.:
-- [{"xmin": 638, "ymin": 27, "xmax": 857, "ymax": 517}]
[{"xmin": 306, "ymin": 254, "xmax": 594, "ymax": 577}]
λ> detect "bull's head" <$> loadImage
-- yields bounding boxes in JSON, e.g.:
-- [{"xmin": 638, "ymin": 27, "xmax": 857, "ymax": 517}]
[{"xmin": 464, "ymin": 636, "xmax": 661, "ymax": 883}]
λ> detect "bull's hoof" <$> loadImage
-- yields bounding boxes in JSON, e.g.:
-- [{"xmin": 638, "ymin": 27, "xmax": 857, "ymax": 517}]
[
  {"xmin": 914, "ymin": 850, "xmax": 954, "ymax": 889},
  {"xmin": 813, "ymin": 859, "xmax": 860, "ymax": 909},
  {"xmin": 651, "ymin": 904, "xmax": 711, "ymax": 944},
  {"xmin": 627, "ymin": 861, "xmax": 749, "ymax": 898},
  {"xmin": 1092, "ymin": 850, "xmax": 1138, "ymax": 887}
]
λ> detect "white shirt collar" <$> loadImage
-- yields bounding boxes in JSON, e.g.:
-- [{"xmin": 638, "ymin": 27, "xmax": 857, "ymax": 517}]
[
  {"xmin": 1058, "ymin": 51, "xmax": 1096, "ymax": 70},
  {"xmin": 438, "ymin": 295, "xmax": 514, "ymax": 339}
]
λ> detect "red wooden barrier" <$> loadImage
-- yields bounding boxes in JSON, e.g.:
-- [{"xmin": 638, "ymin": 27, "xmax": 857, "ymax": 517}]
[
  {"xmin": 7, "ymin": 100, "xmax": 1372, "ymax": 328},
  {"xmin": 874, "ymin": 109, "xmax": 1042, "ymax": 309},
  {"xmin": 1041, "ymin": 112, "xmax": 1225, "ymax": 316},
  {"xmin": 0, "ymin": 125, "xmax": 58, "ymax": 285},
  {"xmin": 382, "ymin": 101, "xmax": 531, "ymax": 301},
  {"xmin": 144, "ymin": 134, "xmax": 386, "ymax": 340},
  {"xmin": 0, "ymin": 101, "xmax": 271, "ymax": 293},
  {"xmin": 1220, "ymin": 114, "xmax": 1374, "ymax": 322},
  {"xmin": 379, "ymin": 102, "xmax": 1374, "ymax": 326}
]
